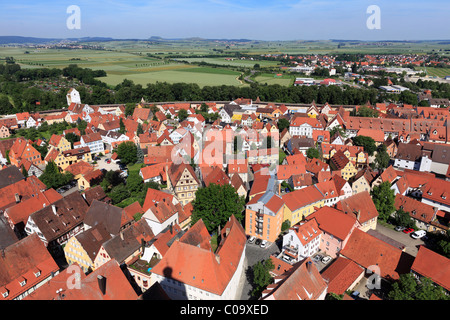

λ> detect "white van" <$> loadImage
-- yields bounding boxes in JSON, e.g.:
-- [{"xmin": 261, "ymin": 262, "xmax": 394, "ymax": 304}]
[{"xmin": 411, "ymin": 230, "xmax": 426, "ymax": 239}]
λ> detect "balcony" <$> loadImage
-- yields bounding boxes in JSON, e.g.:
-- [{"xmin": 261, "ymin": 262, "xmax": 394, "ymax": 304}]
[{"xmin": 284, "ymin": 244, "xmax": 298, "ymax": 255}]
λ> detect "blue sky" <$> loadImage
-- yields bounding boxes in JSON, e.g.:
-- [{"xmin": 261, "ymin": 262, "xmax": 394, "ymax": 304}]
[{"xmin": 0, "ymin": 0, "xmax": 449, "ymax": 40}]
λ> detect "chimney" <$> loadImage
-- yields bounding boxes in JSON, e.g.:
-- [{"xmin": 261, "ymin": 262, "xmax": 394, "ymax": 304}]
[
  {"xmin": 306, "ymin": 260, "xmax": 312, "ymax": 273},
  {"xmin": 14, "ymin": 193, "xmax": 20, "ymax": 203},
  {"xmin": 215, "ymin": 254, "xmax": 220, "ymax": 264},
  {"xmin": 225, "ymin": 228, "xmax": 230, "ymax": 237},
  {"xmin": 120, "ymin": 231, "xmax": 124, "ymax": 241},
  {"xmin": 97, "ymin": 275, "xmax": 106, "ymax": 295},
  {"xmin": 356, "ymin": 210, "xmax": 361, "ymax": 221},
  {"xmin": 52, "ymin": 205, "xmax": 57, "ymax": 216}
]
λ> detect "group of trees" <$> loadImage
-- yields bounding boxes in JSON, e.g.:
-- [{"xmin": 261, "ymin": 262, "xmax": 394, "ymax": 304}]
[
  {"xmin": 190, "ymin": 183, "xmax": 245, "ymax": 233},
  {"xmin": 39, "ymin": 161, "xmax": 74, "ymax": 189}
]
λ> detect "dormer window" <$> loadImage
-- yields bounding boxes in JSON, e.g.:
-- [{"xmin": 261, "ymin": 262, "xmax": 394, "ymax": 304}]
[
  {"xmin": 19, "ymin": 279, "xmax": 26, "ymax": 287},
  {"xmin": 1, "ymin": 290, "xmax": 8, "ymax": 298}
]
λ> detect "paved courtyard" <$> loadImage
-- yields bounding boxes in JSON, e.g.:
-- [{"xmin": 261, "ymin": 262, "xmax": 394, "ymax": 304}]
[{"xmin": 238, "ymin": 239, "xmax": 281, "ymax": 300}]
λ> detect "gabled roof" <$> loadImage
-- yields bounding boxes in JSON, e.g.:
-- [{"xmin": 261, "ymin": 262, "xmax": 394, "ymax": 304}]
[
  {"xmin": 395, "ymin": 194, "xmax": 437, "ymax": 224},
  {"xmin": 0, "ymin": 233, "xmax": 59, "ymax": 300},
  {"xmin": 150, "ymin": 215, "xmax": 246, "ymax": 296},
  {"xmin": 289, "ymin": 219, "xmax": 321, "ymax": 246},
  {"xmin": 411, "ymin": 246, "xmax": 450, "ymax": 292},
  {"xmin": 75, "ymin": 223, "xmax": 112, "ymax": 262},
  {"xmin": 5, "ymin": 188, "xmax": 62, "ymax": 226},
  {"xmin": 306, "ymin": 206, "xmax": 357, "ymax": 241},
  {"xmin": 282, "ymin": 185, "xmax": 324, "ymax": 211},
  {"xmin": 24, "ymin": 259, "xmax": 138, "ymax": 300},
  {"xmin": 0, "ymin": 166, "xmax": 24, "ymax": 189},
  {"xmin": 320, "ymin": 256, "xmax": 364, "ymax": 295},
  {"xmin": 179, "ymin": 219, "xmax": 211, "ymax": 251},
  {"xmin": 101, "ymin": 219, "xmax": 154, "ymax": 264},
  {"xmin": 142, "ymin": 188, "xmax": 175, "ymax": 213},
  {"xmin": 30, "ymin": 192, "xmax": 90, "ymax": 243},
  {"xmin": 84, "ymin": 200, "xmax": 133, "ymax": 236},
  {"xmin": 64, "ymin": 161, "xmax": 94, "ymax": 177},
  {"xmin": 330, "ymin": 150, "xmax": 350, "ymax": 170},
  {"xmin": 340, "ymin": 228, "xmax": 414, "ymax": 280},
  {"xmin": 0, "ymin": 176, "xmax": 47, "ymax": 212},
  {"xmin": 261, "ymin": 257, "xmax": 327, "ymax": 300},
  {"xmin": 82, "ymin": 185, "xmax": 108, "ymax": 205},
  {"xmin": 337, "ymin": 191, "xmax": 379, "ymax": 224},
  {"xmin": 203, "ymin": 166, "xmax": 230, "ymax": 187}
]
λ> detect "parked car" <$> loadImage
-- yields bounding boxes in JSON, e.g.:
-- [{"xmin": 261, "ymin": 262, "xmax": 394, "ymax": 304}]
[
  {"xmin": 411, "ymin": 230, "xmax": 426, "ymax": 239},
  {"xmin": 248, "ymin": 236, "xmax": 255, "ymax": 244},
  {"xmin": 282, "ymin": 255, "xmax": 292, "ymax": 263},
  {"xmin": 260, "ymin": 240, "xmax": 268, "ymax": 248},
  {"xmin": 255, "ymin": 239, "xmax": 261, "ymax": 246},
  {"xmin": 321, "ymin": 256, "xmax": 332, "ymax": 264},
  {"xmin": 402, "ymin": 228, "xmax": 414, "ymax": 234},
  {"xmin": 395, "ymin": 226, "xmax": 406, "ymax": 232}
]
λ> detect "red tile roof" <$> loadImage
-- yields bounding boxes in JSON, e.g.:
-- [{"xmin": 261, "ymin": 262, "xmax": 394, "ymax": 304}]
[
  {"xmin": 151, "ymin": 215, "xmax": 246, "ymax": 297},
  {"xmin": 306, "ymin": 206, "xmax": 357, "ymax": 241},
  {"xmin": 261, "ymin": 257, "xmax": 327, "ymax": 300},
  {"xmin": 282, "ymin": 185, "xmax": 324, "ymax": 211},
  {"xmin": 5, "ymin": 189, "xmax": 62, "ymax": 226},
  {"xmin": 411, "ymin": 246, "xmax": 450, "ymax": 292},
  {"xmin": 25, "ymin": 259, "xmax": 138, "ymax": 300},
  {"xmin": 320, "ymin": 256, "xmax": 364, "ymax": 295},
  {"xmin": 340, "ymin": 228, "xmax": 414, "ymax": 280},
  {"xmin": 0, "ymin": 233, "xmax": 59, "ymax": 300},
  {"xmin": 337, "ymin": 191, "xmax": 379, "ymax": 224}
]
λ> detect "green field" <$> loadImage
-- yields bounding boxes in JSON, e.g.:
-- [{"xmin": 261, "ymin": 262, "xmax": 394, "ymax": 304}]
[
  {"xmin": 0, "ymin": 47, "xmax": 246, "ymax": 88},
  {"xmin": 418, "ymin": 67, "xmax": 450, "ymax": 78},
  {"xmin": 182, "ymin": 57, "xmax": 279, "ymax": 68},
  {"xmin": 253, "ymin": 73, "xmax": 295, "ymax": 86},
  {"xmin": 2, "ymin": 39, "xmax": 450, "ymax": 89}
]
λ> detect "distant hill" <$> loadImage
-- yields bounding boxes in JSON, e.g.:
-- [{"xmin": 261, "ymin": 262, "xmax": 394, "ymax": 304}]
[
  {"xmin": 0, "ymin": 36, "xmax": 448, "ymax": 46},
  {"xmin": 0, "ymin": 36, "xmax": 61, "ymax": 44}
]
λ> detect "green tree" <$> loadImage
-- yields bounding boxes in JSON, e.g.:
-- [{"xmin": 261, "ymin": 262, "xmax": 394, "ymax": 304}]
[
  {"xmin": 306, "ymin": 147, "xmax": 320, "ymax": 159},
  {"xmin": 191, "ymin": 184, "xmax": 245, "ymax": 233},
  {"xmin": 329, "ymin": 125, "xmax": 346, "ymax": 138},
  {"xmin": 388, "ymin": 273, "xmax": 448, "ymax": 300},
  {"xmin": 21, "ymin": 165, "xmax": 28, "ymax": 178},
  {"xmin": 277, "ymin": 118, "xmax": 290, "ymax": 132},
  {"xmin": 119, "ymin": 118, "xmax": 126, "ymax": 134},
  {"xmin": 65, "ymin": 132, "xmax": 80, "ymax": 148},
  {"xmin": 352, "ymin": 135, "xmax": 377, "ymax": 156},
  {"xmin": 177, "ymin": 109, "xmax": 188, "ymax": 122},
  {"xmin": 108, "ymin": 183, "xmax": 131, "ymax": 204},
  {"xmin": 356, "ymin": 106, "xmax": 378, "ymax": 118},
  {"xmin": 136, "ymin": 123, "xmax": 144, "ymax": 136},
  {"xmin": 39, "ymin": 161, "xmax": 73, "ymax": 189},
  {"xmin": 251, "ymin": 259, "xmax": 275, "ymax": 297},
  {"xmin": 374, "ymin": 145, "xmax": 390, "ymax": 170},
  {"xmin": 136, "ymin": 145, "xmax": 144, "ymax": 163},
  {"xmin": 125, "ymin": 103, "xmax": 136, "ymax": 117},
  {"xmin": 281, "ymin": 219, "xmax": 291, "ymax": 232},
  {"xmin": 392, "ymin": 208, "xmax": 415, "ymax": 228},
  {"xmin": 371, "ymin": 181, "xmax": 396, "ymax": 221},
  {"xmin": 116, "ymin": 141, "xmax": 138, "ymax": 165}
]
